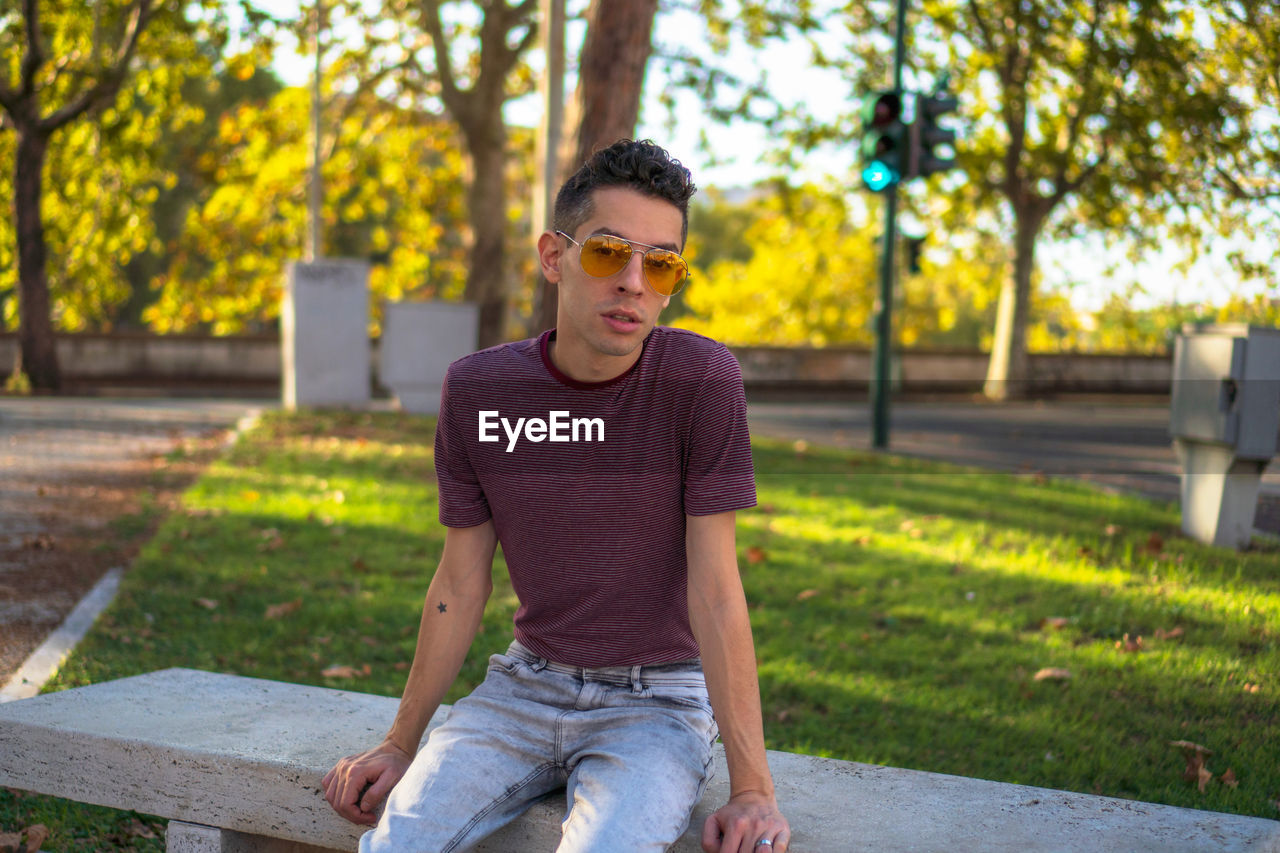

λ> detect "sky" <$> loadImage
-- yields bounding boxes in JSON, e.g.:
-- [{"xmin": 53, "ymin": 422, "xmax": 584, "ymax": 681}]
[{"xmin": 265, "ymin": 2, "xmax": 1272, "ymax": 315}]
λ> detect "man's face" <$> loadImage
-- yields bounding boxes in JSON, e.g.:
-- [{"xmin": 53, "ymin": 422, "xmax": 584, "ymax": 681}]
[{"xmin": 539, "ymin": 186, "xmax": 683, "ymax": 383}]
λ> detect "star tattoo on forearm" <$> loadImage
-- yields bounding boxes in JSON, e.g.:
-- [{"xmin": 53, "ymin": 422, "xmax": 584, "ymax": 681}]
[{"xmin": 437, "ymin": 601, "xmax": 447, "ymax": 614}]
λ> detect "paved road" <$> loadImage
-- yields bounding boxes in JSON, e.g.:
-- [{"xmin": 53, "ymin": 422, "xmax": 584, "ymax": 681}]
[
  {"xmin": 746, "ymin": 399, "xmax": 1280, "ymax": 536},
  {"xmin": 0, "ymin": 398, "xmax": 257, "ymax": 548}
]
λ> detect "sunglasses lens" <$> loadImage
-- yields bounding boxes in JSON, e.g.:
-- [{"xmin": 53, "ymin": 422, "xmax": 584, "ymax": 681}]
[
  {"xmin": 642, "ymin": 252, "xmax": 688, "ymax": 296},
  {"xmin": 579, "ymin": 235, "xmax": 632, "ymax": 277},
  {"xmin": 573, "ymin": 233, "xmax": 688, "ymax": 296}
]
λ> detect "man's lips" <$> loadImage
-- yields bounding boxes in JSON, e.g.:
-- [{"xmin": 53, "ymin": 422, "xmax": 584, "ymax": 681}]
[{"xmin": 601, "ymin": 309, "xmax": 642, "ymax": 330}]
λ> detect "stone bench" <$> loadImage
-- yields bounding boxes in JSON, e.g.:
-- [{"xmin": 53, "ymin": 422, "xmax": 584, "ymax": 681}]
[{"xmin": 1, "ymin": 668, "xmax": 1277, "ymax": 852}]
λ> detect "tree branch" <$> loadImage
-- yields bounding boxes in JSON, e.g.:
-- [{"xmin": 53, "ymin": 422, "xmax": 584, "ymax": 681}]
[
  {"xmin": 420, "ymin": 0, "xmax": 467, "ymax": 126},
  {"xmin": 19, "ymin": 0, "xmax": 46, "ymax": 99},
  {"xmin": 1053, "ymin": 0, "xmax": 1104, "ymax": 200},
  {"xmin": 965, "ymin": 0, "xmax": 997, "ymax": 54},
  {"xmin": 39, "ymin": 0, "xmax": 154, "ymax": 133}
]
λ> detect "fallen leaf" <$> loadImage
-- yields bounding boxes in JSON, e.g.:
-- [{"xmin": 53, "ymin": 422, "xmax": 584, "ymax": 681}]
[
  {"xmin": 1116, "ymin": 633, "xmax": 1144, "ymax": 653},
  {"xmin": 265, "ymin": 599, "xmax": 302, "ymax": 620},
  {"xmin": 1242, "ymin": 683, "xmax": 1260, "ymax": 694},
  {"xmin": 24, "ymin": 824, "xmax": 49, "ymax": 853},
  {"xmin": 22, "ymin": 534, "xmax": 55, "ymax": 551},
  {"xmin": 0, "ymin": 831, "xmax": 22, "ymax": 853},
  {"xmin": 241, "ymin": 489, "xmax": 260, "ymax": 502},
  {"xmin": 125, "ymin": 818, "xmax": 155, "ymax": 839},
  {"xmin": 795, "ymin": 589, "xmax": 820, "ymax": 601},
  {"xmin": 1041, "ymin": 617, "xmax": 1070, "ymax": 631},
  {"xmin": 1143, "ymin": 532, "xmax": 1165, "ymax": 555},
  {"xmin": 394, "ymin": 661, "xmax": 410, "ymax": 671},
  {"xmin": 1033, "ymin": 668, "xmax": 1072, "ymax": 682},
  {"xmin": 1104, "ymin": 524, "xmax": 1120, "ymax": 536},
  {"xmin": 1154, "ymin": 626, "xmax": 1184, "ymax": 641},
  {"xmin": 195, "ymin": 598, "xmax": 219, "ymax": 610},
  {"xmin": 792, "ymin": 439, "xmax": 808, "ymax": 455},
  {"xmin": 745, "ymin": 546, "xmax": 766, "ymax": 564},
  {"xmin": 258, "ymin": 528, "xmax": 284, "ymax": 552},
  {"xmin": 1171, "ymin": 741, "xmax": 1213, "ymax": 791},
  {"xmin": 352, "ymin": 557, "xmax": 370, "ymax": 573},
  {"xmin": 322, "ymin": 665, "xmax": 362, "ymax": 679},
  {"xmin": 1220, "ymin": 768, "xmax": 1239, "ymax": 789}
]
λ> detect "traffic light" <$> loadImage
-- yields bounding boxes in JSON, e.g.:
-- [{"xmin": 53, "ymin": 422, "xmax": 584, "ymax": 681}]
[
  {"xmin": 908, "ymin": 91, "xmax": 959, "ymax": 178},
  {"xmin": 860, "ymin": 91, "xmax": 905, "ymax": 193},
  {"xmin": 905, "ymin": 236, "xmax": 925, "ymax": 275}
]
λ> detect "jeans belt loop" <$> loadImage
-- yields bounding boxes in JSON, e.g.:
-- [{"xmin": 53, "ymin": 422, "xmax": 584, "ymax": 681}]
[
  {"xmin": 630, "ymin": 665, "xmax": 644, "ymax": 694},
  {"xmin": 530, "ymin": 657, "xmax": 548, "ymax": 672}
]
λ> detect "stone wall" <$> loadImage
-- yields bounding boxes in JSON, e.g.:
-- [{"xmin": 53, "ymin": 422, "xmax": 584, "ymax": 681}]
[{"xmin": 0, "ymin": 332, "xmax": 1173, "ymax": 396}]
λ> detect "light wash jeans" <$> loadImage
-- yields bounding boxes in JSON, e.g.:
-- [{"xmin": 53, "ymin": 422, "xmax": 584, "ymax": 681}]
[{"xmin": 360, "ymin": 640, "xmax": 719, "ymax": 853}]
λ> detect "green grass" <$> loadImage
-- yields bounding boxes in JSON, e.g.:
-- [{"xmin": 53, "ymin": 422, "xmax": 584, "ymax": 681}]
[{"xmin": 3, "ymin": 410, "xmax": 1278, "ymax": 849}]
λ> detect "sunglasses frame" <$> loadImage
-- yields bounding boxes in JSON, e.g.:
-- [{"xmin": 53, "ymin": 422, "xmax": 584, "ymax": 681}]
[{"xmin": 555, "ymin": 230, "xmax": 690, "ymax": 297}]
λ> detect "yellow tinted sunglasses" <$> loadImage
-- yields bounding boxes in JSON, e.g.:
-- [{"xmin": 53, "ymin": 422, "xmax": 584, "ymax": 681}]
[{"xmin": 556, "ymin": 231, "xmax": 690, "ymax": 297}]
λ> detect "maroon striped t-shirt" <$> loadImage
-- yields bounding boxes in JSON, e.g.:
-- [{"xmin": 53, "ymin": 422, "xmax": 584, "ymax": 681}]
[{"xmin": 434, "ymin": 325, "xmax": 756, "ymax": 666}]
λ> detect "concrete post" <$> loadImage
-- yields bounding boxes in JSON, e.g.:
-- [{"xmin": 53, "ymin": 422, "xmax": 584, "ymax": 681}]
[{"xmin": 281, "ymin": 260, "xmax": 370, "ymax": 410}]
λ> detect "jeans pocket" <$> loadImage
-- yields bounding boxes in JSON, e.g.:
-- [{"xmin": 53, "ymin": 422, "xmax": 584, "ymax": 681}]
[
  {"xmin": 486, "ymin": 652, "xmax": 524, "ymax": 675},
  {"xmin": 645, "ymin": 683, "xmax": 717, "ymax": 743}
]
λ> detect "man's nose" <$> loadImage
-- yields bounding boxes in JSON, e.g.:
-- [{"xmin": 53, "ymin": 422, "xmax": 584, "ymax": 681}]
[{"xmin": 615, "ymin": 251, "xmax": 646, "ymax": 294}]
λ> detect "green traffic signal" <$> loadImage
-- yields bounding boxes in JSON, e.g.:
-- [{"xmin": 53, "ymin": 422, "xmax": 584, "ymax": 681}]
[
  {"xmin": 859, "ymin": 91, "xmax": 905, "ymax": 193},
  {"xmin": 861, "ymin": 161, "xmax": 899, "ymax": 193}
]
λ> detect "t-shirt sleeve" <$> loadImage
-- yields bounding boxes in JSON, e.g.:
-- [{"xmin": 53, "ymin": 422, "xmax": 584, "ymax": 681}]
[
  {"xmin": 434, "ymin": 363, "xmax": 493, "ymax": 527},
  {"xmin": 683, "ymin": 344, "xmax": 757, "ymax": 515}
]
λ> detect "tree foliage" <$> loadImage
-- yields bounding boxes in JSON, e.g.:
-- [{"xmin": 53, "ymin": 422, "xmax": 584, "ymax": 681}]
[
  {"xmin": 144, "ymin": 84, "xmax": 473, "ymax": 334},
  {"xmin": 683, "ymin": 0, "xmax": 1275, "ymax": 391},
  {"xmin": 342, "ymin": 0, "xmax": 538, "ymax": 347},
  {"xmin": 674, "ymin": 183, "xmax": 1011, "ymax": 349}
]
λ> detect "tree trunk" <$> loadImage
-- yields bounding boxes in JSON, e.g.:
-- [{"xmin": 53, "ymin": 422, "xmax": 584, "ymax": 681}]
[
  {"xmin": 531, "ymin": 0, "xmax": 659, "ymax": 335},
  {"xmin": 12, "ymin": 126, "xmax": 61, "ymax": 392},
  {"xmin": 563, "ymin": 0, "xmax": 659, "ymax": 173},
  {"xmin": 983, "ymin": 214, "xmax": 1038, "ymax": 400},
  {"xmin": 466, "ymin": 124, "xmax": 509, "ymax": 348}
]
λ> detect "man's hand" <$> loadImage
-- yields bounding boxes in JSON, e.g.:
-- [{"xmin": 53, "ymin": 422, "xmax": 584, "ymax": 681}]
[
  {"xmin": 701, "ymin": 790, "xmax": 791, "ymax": 853},
  {"xmin": 321, "ymin": 739, "xmax": 413, "ymax": 826}
]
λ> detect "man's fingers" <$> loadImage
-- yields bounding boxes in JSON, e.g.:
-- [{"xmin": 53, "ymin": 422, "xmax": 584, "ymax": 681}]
[
  {"xmin": 360, "ymin": 772, "xmax": 398, "ymax": 814},
  {"xmin": 701, "ymin": 814, "xmax": 723, "ymax": 852}
]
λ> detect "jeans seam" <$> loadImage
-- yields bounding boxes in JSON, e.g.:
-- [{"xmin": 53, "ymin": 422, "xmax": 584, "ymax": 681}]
[{"xmin": 442, "ymin": 762, "xmax": 560, "ymax": 853}]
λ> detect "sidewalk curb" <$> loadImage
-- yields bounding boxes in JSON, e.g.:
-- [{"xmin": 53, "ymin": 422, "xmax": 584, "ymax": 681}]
[
  {"xmin": 0, "ymin": 406, "xmax": 265, "ymax": 703},
  {"xmin": 0, "ymin": 568, "xmax": 123, "ymax": 703}
]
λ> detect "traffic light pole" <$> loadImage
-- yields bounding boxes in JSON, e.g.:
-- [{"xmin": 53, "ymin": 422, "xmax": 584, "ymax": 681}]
[{"xmin": 871, "ymin": 0, "xmax": 908, "ymax": 449}]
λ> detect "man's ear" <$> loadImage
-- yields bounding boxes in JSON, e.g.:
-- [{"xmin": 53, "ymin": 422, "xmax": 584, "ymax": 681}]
[{"xmin": 537, "ymin": 231, "xmax": 562, "ymax": 283}]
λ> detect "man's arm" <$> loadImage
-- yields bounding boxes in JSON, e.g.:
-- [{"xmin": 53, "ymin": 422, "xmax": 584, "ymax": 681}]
[
  {"xmin": 322, "ymin": 520, "xmax": 498, "ymax": 825},
  {"xmin": 686, "ymin": 511, "xmax": 791, "ymax": 853}
]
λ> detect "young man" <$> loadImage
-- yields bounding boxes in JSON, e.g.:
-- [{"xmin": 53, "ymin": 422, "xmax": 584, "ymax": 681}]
[{"xmin": 323, "ymin": 139, "xmax": 790, "ymax": 853}]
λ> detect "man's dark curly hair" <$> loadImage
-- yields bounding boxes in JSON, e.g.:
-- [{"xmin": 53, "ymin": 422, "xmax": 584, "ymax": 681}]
[{"xmin": 553, "ymin": 139, "xmax": 697, "ymax": 247}]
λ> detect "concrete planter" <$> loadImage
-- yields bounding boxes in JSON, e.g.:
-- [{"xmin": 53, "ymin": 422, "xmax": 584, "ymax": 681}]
[{"xmin": 379, "ymin": 300, "xmax": 480, "ymax": 415}]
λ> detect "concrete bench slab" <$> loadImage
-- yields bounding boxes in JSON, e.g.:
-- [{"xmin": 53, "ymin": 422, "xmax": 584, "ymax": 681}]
[{"xmin": 0, "ymin": 668, "xmax": 1277, "ymax": 852}]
